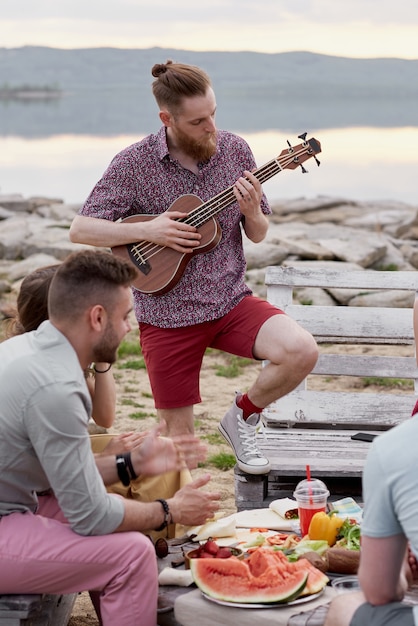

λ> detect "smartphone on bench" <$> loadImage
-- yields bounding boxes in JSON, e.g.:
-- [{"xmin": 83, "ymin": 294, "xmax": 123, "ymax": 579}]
[{"xmin": 351, "ymin": 432, "xmax": 377, "ymax": 442}]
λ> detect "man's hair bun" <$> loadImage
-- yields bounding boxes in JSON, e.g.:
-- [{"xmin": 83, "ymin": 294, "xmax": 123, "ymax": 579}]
[{"xmin": 151, "ymin": 60, "xmax": 173, "ymax": 78}]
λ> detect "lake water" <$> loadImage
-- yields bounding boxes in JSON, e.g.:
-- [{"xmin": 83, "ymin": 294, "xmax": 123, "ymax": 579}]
[{"xmin": 1, "ymin": 100, "xmax": 418, "ymax": 207}]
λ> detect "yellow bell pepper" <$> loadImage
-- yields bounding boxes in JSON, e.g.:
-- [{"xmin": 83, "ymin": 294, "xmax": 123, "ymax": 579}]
[{"xmin": 308, "ymin": 511, "xmax": 343, "ymax": 546}]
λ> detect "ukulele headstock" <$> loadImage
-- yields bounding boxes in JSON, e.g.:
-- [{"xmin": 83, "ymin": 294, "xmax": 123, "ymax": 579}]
[{"xmin": 277, "ymin": 134, "xmax": 322, "ymax": 172}]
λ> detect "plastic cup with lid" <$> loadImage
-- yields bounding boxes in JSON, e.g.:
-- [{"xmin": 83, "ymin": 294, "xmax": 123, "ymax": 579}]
[{"xmin": 293, "ymin": 478, "xmax": 330, "ymax": 537}]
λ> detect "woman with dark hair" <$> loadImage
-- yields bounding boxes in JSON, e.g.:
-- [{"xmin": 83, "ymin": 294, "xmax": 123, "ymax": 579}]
[{"xmin": 6, "ymin": 264, "xmax": 116, "ymax": 430}]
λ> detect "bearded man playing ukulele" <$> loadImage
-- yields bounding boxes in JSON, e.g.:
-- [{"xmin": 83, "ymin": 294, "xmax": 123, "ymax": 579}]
[{"xmin": 70, "ymin": 60, "xmax": 318, "ymax": 475}]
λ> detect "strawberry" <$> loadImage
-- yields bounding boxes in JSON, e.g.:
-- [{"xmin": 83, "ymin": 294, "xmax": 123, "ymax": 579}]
[
  {"xmin": 198, "ymin": 551, "xmax": 215, "ymax": 558},
  {"xmin": 216, "ymin": 547, "xmax": 232, "ymax": 559},
  {"xmin": 202, "ymin": 539, "xmax": 219, "ymax": 556}
]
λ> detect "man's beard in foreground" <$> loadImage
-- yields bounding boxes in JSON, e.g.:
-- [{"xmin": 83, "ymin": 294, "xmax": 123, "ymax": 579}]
[
  {"xmin": 174, "ymin": 128, "xmax": 217, "ymax": 162},
  {"xmin": 93, "ymin": 322, "xmax": 119, "ymax": 365}
]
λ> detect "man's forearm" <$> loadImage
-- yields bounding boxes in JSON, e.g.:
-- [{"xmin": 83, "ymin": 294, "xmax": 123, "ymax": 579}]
[
  {"xmin": 95, "ymin": 453, "xmax": 121, "ymax": 485},
  {"xmin": 243, "ymin": 210, "xmax": 269, "ymax": 243},
  {"xmin": 70, "ymin": 214, "xmax": 150, "ymax": 248}
]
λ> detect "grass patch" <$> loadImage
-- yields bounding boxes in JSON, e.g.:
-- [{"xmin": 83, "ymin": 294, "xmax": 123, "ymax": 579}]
[
  {"xmin": 376, "ymin": 263, "xmax": 399, "ymax": 271},
  {"xmin": 207, "ymin": 452, "xmax": 236, "ymax": 471},
  {"xmin": 117, "ymin": 339, "xmax": 142, "ymax": 358},
  {"xmin": 129, "ymin": 411, "xmax": 150, "ymax": 420},
  {"xmin": 141, "ymin": 391, "xmax": 153, "ymax": 399},
  {"xmin": 118, "ymin": 359, "xmax": 146, "ymax": 371},
  {"xmin": 120, "ymin": 398, "xmax": 144, "ymax": 408},
  {"xmin": 202, "ymin": 433, "xmax": 224, "ymax": 445},
  {"xmin": 214, "ymin": 355, "xmax": 253, "ymax": 378},
  {"xmin": 123, "ymin": 385, "xmax": 137, "ymax": 393},
  {"xmin": 361, "ymin": 377, "xmax": 413, "ymax": 389}
]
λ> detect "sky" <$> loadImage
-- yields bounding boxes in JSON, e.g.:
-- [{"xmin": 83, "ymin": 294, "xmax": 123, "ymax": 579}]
[{"xmin": 1, "ymin": 0, "xmax": 418, "ymax": 59}]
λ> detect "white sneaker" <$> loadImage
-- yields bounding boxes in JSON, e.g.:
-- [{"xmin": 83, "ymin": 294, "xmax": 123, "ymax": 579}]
[{"xmin": 218, "ymin": 395, "xmax": 270, "ymax": 475}]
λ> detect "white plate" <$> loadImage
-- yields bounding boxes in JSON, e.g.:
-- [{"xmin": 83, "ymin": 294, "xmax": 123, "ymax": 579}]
[{"xmin": 201, "ymin": 589, "xmax": 323, "ymax": 609}]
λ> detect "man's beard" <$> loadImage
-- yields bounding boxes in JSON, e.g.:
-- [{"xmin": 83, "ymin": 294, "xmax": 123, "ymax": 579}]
[
  {"xmin": 173, "ymin": 127, "xmax": 217, "ymax": 162},
  {"xmin": 93, "ymin": 320, "xmax": 119, "ymax": 365}
]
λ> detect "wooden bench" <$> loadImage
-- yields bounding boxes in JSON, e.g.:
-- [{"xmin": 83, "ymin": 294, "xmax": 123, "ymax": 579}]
[
  {"xmin": 235, "ymin": 266, "xmax": 418, "ymax": 510},
  {"xmin": 0, "ymin": 593, "xmax": 77, "ymax": 626}
]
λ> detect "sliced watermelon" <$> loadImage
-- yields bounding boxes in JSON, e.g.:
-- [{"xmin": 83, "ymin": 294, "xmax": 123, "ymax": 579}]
[
  {"xmin": 190, "ymin": 555, "xmax": 308, "ymax": 604},
  {"xmin": 247, "ymin": 547, "xmax": 294, "ymax": 578},
  {"xmin": 294, "ymin": 558, "xmax": 329, "ymax": 595}
]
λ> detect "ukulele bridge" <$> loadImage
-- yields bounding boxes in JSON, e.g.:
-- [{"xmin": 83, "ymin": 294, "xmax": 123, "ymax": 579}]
[{"xmin": 128, "ymin": 245, "xmax": 151, "ymax": 275}]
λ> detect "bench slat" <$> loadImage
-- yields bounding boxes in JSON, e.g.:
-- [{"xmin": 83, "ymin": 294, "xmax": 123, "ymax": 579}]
[
  {"xmin": 266, "ymin": 267, "xmax": 418, "ymax": 290},
  {"xmin": 258, "ymin": 428, "xmax": 373, "ymax": 475},
  {"xmin": 282, "ymin": 305, "xmax": 414, "ymax": 342},
  {"xmin": 313, "ymin": 354, "xmax": 417, "ymax": 377},
  {"xmin": 264, "ymin": 389, "xmax": 414, "ymax": 426}
]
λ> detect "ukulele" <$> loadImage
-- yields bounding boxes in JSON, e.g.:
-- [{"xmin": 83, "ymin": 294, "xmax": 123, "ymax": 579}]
[{"xmin": 112, "ymin": 134, "xmax": 321, "ymax": 295}]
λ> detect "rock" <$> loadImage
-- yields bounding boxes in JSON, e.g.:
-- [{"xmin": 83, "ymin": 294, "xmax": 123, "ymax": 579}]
[
  {"xmin": 7, "ymin": 254, "xmax": 62, "ymax": 282},
  {"xmin": 270, "ymin": 196, "xmax": 356, "ymax": 217},
  {"xmin": 399, "ymin": 242, "xmax": 418, "ymax": 269},
  {"xmin": 245, "ymin": 268, "xmax": 268, "ymax": 298},
  {"xmin": 276, "ymin": 237, "xmax": 335, "ymax": 260},
  {"xmin": 244, "ymin": 240, "xmax": 288, "ymax": 269},
  {"xmin": 316, "ymin": 233, "xmax": 387, "ymax": 267},
  {"xmin": 0, "ymin": 280, "xmax": 11, "ymax": 296},
  {"xmin": 0, "ymin": 206, "xmax": 16, "ymax": 220},
  {"xmin": 1, "ymin": 193, "xmax": 418, "ymax": 315},
  {"xmin": 349, "ymin": 290, "xmax": 415, "ymax": 308},
  {"xmin": 0, "ymin": 194, "xmax": 33, "ymax": 213}
]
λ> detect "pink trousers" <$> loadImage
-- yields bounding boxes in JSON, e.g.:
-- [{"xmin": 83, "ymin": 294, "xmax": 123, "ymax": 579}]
[{"xmin": 0, "ymin": 495, "xmax": 158, "ymax": 625}]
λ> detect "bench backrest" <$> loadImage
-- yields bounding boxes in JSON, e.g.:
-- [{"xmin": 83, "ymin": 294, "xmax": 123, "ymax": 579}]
[{"xmin": 263, "ymin": 266, "xmax": 418, "ymax": 430}]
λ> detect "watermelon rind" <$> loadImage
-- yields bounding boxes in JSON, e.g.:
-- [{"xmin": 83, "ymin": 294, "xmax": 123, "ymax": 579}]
[
  {"xmin": 190, "ymin": 557, "xmax": 308, "ymax": 604},
  {"xmin": 294, "ymin": 558, "xmax": 329, "ymax": 595}
]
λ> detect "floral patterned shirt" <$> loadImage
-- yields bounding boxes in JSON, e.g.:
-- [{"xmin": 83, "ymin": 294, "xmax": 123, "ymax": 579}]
[{"xmin": 79, "ymin": 127, "xmax": 271, "ymax": 328}]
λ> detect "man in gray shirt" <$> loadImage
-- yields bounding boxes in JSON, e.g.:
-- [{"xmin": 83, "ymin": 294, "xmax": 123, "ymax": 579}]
[{"xmin": 0, "ymin": 249, "xmax": 220, "ymax": 626}]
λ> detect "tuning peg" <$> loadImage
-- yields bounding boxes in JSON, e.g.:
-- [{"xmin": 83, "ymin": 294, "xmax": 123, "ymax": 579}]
[
  {"xmin": 300, "ymin": 164, "xmax": 308, "ymax": 174},
  {"xmin": 298, "ymin": 132, "xmax": 307, "ymax": 141},
  {"xmin": 314, "ymin": 156, "xmax": 321, "ymax": 166}
]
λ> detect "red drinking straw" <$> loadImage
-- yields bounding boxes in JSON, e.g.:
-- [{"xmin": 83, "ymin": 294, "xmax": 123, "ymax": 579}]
[{"xmin": 306, "ymin": 464, "xmax": 313, "ymax": 505}]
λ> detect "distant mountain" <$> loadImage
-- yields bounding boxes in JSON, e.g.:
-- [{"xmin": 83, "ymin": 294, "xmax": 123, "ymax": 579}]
[{"xmin": 1, "ymin": 46, "xmax": 418, "ymax": 136}]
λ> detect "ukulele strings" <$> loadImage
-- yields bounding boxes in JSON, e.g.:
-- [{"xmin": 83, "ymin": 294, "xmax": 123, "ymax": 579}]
[{"xmin": 130, "ymin": 144, "xmax": 312, "ymax": 264}]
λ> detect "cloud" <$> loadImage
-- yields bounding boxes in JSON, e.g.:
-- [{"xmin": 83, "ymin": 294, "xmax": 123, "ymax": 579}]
[
  {"xmin": 1, "ymin": 0, "xmax": 418, "ymax": 58},
  {"xmin": 4, "ymin": 0, "xmax": 418, "ymax": 25}
]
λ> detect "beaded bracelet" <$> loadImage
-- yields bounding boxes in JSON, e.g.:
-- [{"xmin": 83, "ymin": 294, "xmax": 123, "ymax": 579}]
[
  {"xmin": 93, "ymin": 363, "xmax": 112, "ymax": 373},
  {"xmin": 154, "ymin": 498, "xmax": 172, "ymax": 531}
]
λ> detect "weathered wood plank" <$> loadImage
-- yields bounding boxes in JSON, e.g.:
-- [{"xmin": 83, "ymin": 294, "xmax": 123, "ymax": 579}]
[
  {"xmin": 257, "ymin": 432, "xmax": 377, "ymax": 473},
  {"xmin": 313, "ymin": 354, "xmax": 417, "ymax": 377},
  {"xmin": 265, "ymin": 267, "xmax": 418, "ymax": 291},
  {"xmin": 280, "ymin": 305, "xmax": 414, "ymax": 342},
  {"xmin": 263, "ymin": 390, "xmax": 414, "ymax": 426}
]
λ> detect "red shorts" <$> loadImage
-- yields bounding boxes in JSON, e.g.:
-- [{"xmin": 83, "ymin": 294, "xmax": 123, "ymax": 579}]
[{"xmin": 139, "ymin": 296, "xmax": 284, "ymax": 409}]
